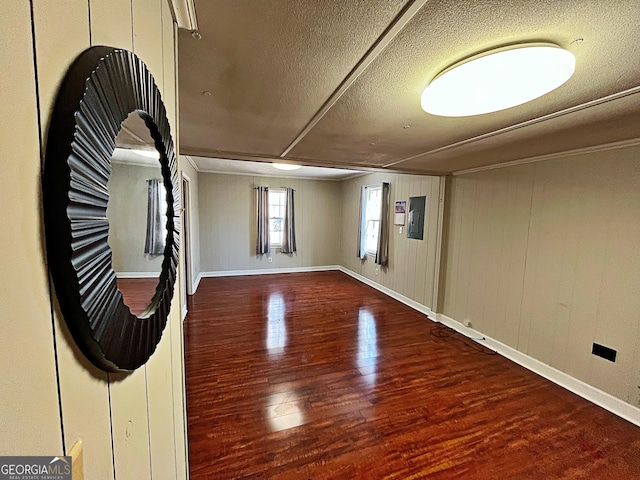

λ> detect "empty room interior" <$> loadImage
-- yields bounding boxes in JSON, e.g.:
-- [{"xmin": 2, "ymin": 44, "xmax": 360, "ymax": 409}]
[{"xmin": 2, "ymin": 1, "xmax": 640, "ymax": 479}]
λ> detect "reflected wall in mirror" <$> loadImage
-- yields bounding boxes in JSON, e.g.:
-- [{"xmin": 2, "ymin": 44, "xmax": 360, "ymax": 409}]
[{"xmin": 108, "ymin": 113, "xmax": 166, "ymax": 317}]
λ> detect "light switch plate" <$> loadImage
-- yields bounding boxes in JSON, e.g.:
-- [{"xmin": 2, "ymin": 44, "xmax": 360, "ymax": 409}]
[{"xmin": 69, "ymin": 439, "xmax": 84, "ymax": 480}]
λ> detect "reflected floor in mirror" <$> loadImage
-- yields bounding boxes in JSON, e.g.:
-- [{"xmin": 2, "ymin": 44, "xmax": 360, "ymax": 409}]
[
  {"xmin": 184, "ymin": 271, "xmax": 640, "ymax": 479},
  {"xmin": 116, "ymin": 278, "xmax": 158, "ymax": 317}
]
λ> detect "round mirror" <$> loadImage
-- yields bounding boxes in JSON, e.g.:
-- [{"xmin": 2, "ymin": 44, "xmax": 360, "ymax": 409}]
[
  {"xmin": 43, "ymin": 47, "xmax": 179, "ymax": 372},
  {"xmin": 108, "ymin": 112, "xmax": 166, "ymax": 317}
]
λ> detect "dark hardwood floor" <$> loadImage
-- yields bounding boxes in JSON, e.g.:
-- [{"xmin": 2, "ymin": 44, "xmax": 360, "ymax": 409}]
[{"xmin": 184, "ymin": 271, "xmax": 640, "ymax": 479}]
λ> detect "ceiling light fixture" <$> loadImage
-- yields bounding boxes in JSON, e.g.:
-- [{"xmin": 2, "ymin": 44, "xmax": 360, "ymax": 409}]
[
  {"xmin": 272, "ymin": 163, "xmax": 302, "ymax": 171},
  {"xmin": 421, "ymin": 43, "xmax": 576, "ymax": 117}
]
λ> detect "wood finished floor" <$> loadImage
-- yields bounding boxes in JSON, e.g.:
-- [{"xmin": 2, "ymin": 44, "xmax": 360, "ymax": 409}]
[{"xmin": 184, "ymin": 272, "xmax": 640, "ymax": 479}]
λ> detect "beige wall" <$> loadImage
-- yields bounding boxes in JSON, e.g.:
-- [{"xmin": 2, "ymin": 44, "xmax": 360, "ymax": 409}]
[
  {"xmin": 108, "ymin": 163, "xmax": 164, "ymax": 274},
  {"xmin": 340, "ymin": 172, "xmax": 443, "ymax": 311},
  {"xmin": 0, "ymin": 3, "xmax": 62, "ymax": 456},
  {"xmin": 198, "ymin": 173, "xmax": 342, "ymax": 272},
  {"xmin": 0, "ymin": 1, "xmax": 187, "ymax": 479},
  {"xmin": 441, "ymin": 145, "xmax": 640, "ymax": 408}
]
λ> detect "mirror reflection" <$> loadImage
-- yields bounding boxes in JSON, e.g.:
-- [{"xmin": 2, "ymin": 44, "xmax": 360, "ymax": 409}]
[{"xmin": 107, "ymin": 112, "xmax": 166, "ymax": 317}]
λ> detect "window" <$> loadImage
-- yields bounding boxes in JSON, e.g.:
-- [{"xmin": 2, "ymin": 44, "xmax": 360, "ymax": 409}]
[
  {"xmin": 268, "ymin": 188, "xmax": 286, "ymax": 248},
  {"xmin": 364, "ymin": 186, "xmax": 382, "ymax": 254}
]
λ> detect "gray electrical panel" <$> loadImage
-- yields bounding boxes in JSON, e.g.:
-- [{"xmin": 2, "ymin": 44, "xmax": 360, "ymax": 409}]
[{"xmin": 407, "ymin": 196, "xmax": 426, "ymax": 240}]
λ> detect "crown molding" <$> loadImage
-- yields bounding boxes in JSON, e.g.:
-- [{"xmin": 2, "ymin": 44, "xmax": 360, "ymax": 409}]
[
  {"xmin": 452, "ymin": 136, "xmax": 640, "ymax": 176},
  {"xmin": 168, "ymin": 0, "xmax": 198, "ymax": 31},
  {"xmin": 385, "ymin": 85, "xmax": 640, "ymax": 170},
  {"xmin": 181, "ymin": 154, "xmax": 200, "ymax": 172}
]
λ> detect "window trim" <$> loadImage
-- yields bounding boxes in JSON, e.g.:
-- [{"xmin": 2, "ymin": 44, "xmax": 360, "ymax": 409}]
[
  {"xmin": 268, "ymin": 187, "xmax": 286, "ymax": 249},
  {"xmin": 363, "ymin": 185, "xmax": 382, "ymax": 256}
]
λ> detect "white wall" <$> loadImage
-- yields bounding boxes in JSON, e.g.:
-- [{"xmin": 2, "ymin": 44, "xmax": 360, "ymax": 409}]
[
  {"xmin": 0, "ymin": 1, "xmax": 188, "ymax": 479},
  {"xmin": 340, "ymin": 172, "xmax": 443, "ymax": 311},
  {"xmin": 441, "ymin": 145, "xmax": 640, "ymax": 408},
  {"xmin": 198, "ymin": 173, "xmax": 342, "ymax": 272}
]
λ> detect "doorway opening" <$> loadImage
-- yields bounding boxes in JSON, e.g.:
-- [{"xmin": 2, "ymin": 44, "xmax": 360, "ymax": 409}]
[{"xmin": 181, "ymin": 173, "xmax": 192, "ymax": 320}]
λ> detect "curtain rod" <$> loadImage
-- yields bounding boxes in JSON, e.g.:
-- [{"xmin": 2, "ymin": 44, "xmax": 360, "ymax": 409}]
[{"xmin": 253, "ymin": 186, "xmax": 296, "ymax": 191}]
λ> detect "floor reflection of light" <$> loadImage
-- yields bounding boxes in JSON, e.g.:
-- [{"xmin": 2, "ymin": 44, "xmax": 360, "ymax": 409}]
[
  {"xmin": 266, "ymin": 293, "xmax": 287, "ymax": 357},
  {"xmin": 265, "ymin": 390, "xmax": 305, "ymax": 432},
  {"xmin": 357, "ymin": 308, "xmax": 378, "ymax": 387}
]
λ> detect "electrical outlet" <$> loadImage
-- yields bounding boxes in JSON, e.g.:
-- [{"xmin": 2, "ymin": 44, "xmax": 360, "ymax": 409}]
[
  {"xmin": 399, "ymin": 226, "xmax": 403, "ymax": 234},
  {"xmin": 375, "ymin": 266, "xmax": 379, "ymax": 276},
  {"xmin": 268, "ymin": 256, "xmax": 273, "ymax": 263}
]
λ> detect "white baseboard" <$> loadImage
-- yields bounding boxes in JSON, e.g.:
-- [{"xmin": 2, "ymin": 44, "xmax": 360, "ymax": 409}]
[
  {"xmin": 337, "ymin": 266, "xmax": 640, "ymax": 427},
  {"xmin": 435, "ymin": 313, "xmax": 640, "ymax": 427},
  {"xmin": 338, "ymin": 266, "xmax": 437, "ymax": 320},
  {"xmin": 193, "ymin": 272, "xmax": 202, "ymax": 293},
  {"xmin": 197, "ymin": 265, "xmax": 341, "ymax": 282},
  {"xmin": 181, "ymin": 305, "xmax": 188, "ymax": 321},
  {"xmin": 116, "ymin": 271, "xmax": 160, "ymax": 279}
]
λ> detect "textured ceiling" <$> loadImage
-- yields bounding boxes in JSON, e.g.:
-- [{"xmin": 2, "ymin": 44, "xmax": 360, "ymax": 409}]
[{"xmin": 179, "ymin": 0, "xmax": 640, "ymax": 175}]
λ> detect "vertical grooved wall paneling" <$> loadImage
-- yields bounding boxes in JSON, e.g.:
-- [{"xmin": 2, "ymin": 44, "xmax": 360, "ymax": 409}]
[
  {"xmin": 340, "ymin": 172, "xmax": 442, "ymax": 311},
  {"xmin": 442, "ymin": 147, "xmax": 640, "ymax": 406},
  {"xmin": 164, "ymin": 5, "xmax": 189, "ymax": 478},
  {"xmin": 89, "ymin": 0, "xmax": 133, "ymax": 49},
  {"xmin": 8, "ymin": 0, "xmax": 189, "ymax": 478},
  {"xmin": 0, "ymin": 2, "xmax": 62, "ymax": 456},
  {"xmin": 32, "ymin": 1, "xmax": 115, "ymax": 477}
]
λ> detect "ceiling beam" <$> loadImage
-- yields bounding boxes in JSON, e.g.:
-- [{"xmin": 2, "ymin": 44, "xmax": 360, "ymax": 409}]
[{"xmin": 279, "ymin": 0, "xmax": 430, "ymax": 158}]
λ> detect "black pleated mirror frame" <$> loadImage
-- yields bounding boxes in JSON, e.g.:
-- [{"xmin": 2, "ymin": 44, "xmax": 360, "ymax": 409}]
[{"xmin": 44, "ymin": 47, "xmax": 179, "ymax": 372}]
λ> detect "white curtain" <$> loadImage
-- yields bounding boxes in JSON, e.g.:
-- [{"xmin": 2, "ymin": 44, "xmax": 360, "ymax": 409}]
[
  {"xmin": 256, "ymin": 186, "xmax": 270, "ymax": 255},
  {"xmin": 281, "ymin": 188, "xmax": 297, "ymax": 254},
  {"xmin": 144, "ymin": 178, "xmax": 165, "ymax": 256}
]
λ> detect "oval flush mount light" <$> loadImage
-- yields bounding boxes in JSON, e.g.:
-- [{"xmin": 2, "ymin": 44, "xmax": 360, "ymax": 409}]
[
  {"xmin": 273, "ymin": 163, "xmax": 302, "ymax": 171},
  {"xmin": 421, "ymin": 43, "xmax": 575, "ymax": 117}
]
